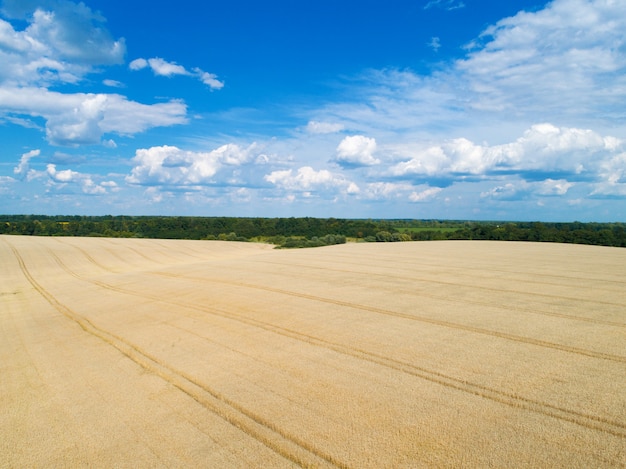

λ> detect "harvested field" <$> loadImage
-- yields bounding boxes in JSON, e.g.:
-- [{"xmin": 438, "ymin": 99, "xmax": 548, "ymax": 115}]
[{"xmin": 1, "ymin": 235, "xmax": 625, "ymax": 468}]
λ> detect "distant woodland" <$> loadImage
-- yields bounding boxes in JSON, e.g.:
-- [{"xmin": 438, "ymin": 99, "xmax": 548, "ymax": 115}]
[{"xmin": 1, "ymin": 215, "xmax": 625, "ymax": 248}]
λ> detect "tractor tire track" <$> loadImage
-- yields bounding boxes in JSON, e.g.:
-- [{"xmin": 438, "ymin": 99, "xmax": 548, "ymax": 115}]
[
  {"xmin": 39, "ymin": 248, "xmax": 626, "ymax": 439},
  {"xmin": 52, "ymin": 238, "xmax": 117, "ymax": 273},
  {"xmin": 152, "ymin": 271, "xmax": 626, "ymax": 364},
  {"xmin": 3, "ymin": 239, "xmax": 343, "ymax": 469},
  {"xmin": 260, "ymin": 257, "xmax": 625, "ymax": 309},
  {"xmin": 241, "ymin": 260, "xmax": 626, "ymax": 328},
  {"xmin": 324, "ymin": 251, "xmax": 626, "ymax": 288}
]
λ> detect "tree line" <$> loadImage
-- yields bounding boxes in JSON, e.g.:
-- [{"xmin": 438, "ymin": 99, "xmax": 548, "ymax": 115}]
[{"xmin": 0, "ymin": 215, "xmax": 624, "ymax": 248}]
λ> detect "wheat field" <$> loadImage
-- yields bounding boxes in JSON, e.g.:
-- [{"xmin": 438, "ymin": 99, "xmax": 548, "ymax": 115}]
[{"xmin": 1, "ymin": 235, "xmax": 625, "ymax": 468}]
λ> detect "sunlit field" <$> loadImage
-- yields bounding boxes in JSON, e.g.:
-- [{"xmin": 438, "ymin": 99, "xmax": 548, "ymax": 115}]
[{"xmin": 1, "ymin": 235, "xmax": 624, "ymax": 467}]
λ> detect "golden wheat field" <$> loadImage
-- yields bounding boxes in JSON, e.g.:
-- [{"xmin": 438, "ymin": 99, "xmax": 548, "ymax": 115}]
[{"xmin": 1, "ymin": 235, "xmax": 625, "ymax": 468}]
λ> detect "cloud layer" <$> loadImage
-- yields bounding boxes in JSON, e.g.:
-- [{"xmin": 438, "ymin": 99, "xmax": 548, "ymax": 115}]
[{"xmin": 1, "ymin": 0, "xmax": 625, "ymax": 220}]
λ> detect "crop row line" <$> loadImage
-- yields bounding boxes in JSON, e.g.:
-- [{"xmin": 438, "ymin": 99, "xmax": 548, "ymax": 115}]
[
  {"xmin": 33, "ymin": 241, "xmax": 626, "ymax": 439},
  {"xmin": 4, "ymin": 239, "xmax": 343, "ymax": 469}
]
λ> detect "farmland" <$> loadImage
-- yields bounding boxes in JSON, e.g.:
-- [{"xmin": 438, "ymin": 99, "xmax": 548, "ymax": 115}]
[{"xmin": 1, "ymin": 235, "xmax": 625, "ymax": 467}]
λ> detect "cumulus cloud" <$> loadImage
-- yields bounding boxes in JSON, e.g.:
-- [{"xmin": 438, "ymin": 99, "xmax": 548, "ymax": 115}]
[
  {"xmin": 0, "ymin": 2, "xmax": 192, "ymax": 146},
  {"xmin": 45, "ymin": 163, "xmax": 111, "ymax": 194},
  {"xmin": 0, "ymin": 87, "xmax": 187, "ymax": 145},
  {"xmin": 410, "ymin": 186, "xmax": 442, "ymax": 202},
  {"xmin": 592, "ymin": 151, "xmax": 626, "ymax": 197},
  {"xmin": 13, "ymin": 149, "xmax": 40, "ymax": 179},
  {"xmin": 126, "ymin": 143, "xmax": 257, "ymax": 186},
  {"xmin": 390, "ymin": 124, "xmax": 623, "ymax": 182},
  {"xmin": 265, "ymin": 166, "xmax": 354, "ymax": 196},
  {"xmin": 536, "ymin": 179, "xmax": 574, "ymax": 196},
  {"xmin": 145, "ymin": 57, "xmax": 187, "ymax": 76},
  {"xmin": 130, "ymin": 57, "xmax": 224, "ymax": 90},
  {"xmin": 46, "ymin": 163, "xmax": 79, "ymax": 182},
  {"xmin": 361, "ymin": 182, "xmax": 415, "ymax": 200},
  {"xmin": 335, "ymin": 135, "xmax": 379, "ymax": 167},
  {"xmin": 480, "ymin": 183, "xmax": 523, "ymax": 200},
  {"xmin": 128, "ymin": 57, "xmax": 148, "ymax": 71},
  {"xmin": 0, "ymin": 1, "xmax": 125, "ymax": 87}
]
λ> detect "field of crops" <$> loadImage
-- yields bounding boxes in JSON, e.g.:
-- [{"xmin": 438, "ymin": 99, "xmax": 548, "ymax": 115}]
[{"xmin": 1, "ymin": 235, "xmax": 624, "ymax": 467}]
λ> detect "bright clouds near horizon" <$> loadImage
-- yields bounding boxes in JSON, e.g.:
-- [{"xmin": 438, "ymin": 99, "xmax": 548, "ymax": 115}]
[
  {"xmin": 388, "ymin": 124, "xmax": 621, "ymax": 181},
  {"xmin": 0, "ymin": 0, "xmax": 625, "ymax": 220},
  {"xmin": 126, "ymin": 143, "xmax": 258, "ymax": 186},
  {"xmin": 335, "ymin": 135, "xmax": 379, "ymax": 167}
]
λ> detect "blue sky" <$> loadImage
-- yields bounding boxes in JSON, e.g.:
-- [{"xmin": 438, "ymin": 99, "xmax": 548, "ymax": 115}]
[{"xmin": 1, "ymin": 0, "xmax": 625, "ymax": 221}]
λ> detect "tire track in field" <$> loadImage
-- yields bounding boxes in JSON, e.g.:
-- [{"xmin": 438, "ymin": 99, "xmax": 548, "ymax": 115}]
[
  {"xmin": 41, "ymin": 249, "xmax": 626, "ymax": 439},
  {"xmin": 35, "ymin": 317, "xmax": 175, "ymax": 467},
  {"xmin": 19, "ymin": 254, "xmax": 278, "ymax": 467},
  {"xmin": 48, "ymin": 248, "xmax": 352, "ymax": 437},
  {"xmin": 52, "ymin": 238, "xmax": 117, "ymax": 273},
  {"xmin": 100, "ymin": 238, "xmax": 181, "ymax": 265},
  {"xmin": 271, "ymin": 256, "xmax": 626, "ymax": 309},
  {"xmin": 243, "ymin": 260, "xmax": 626, "ymax": 328},
  {"xmin": 3, "ymin": 239, "xmax": 343, "ymax": 469},
  {"xmin": 326, "ymin": 251, "xmax": 626, "ymax": 288},
  {"xmin": 104, "ymin": 274, "xmax": 626, "ymax": 439},
  {"xmin": 153, "ymin": 270, "xmax": 626, "ymax": 364}
]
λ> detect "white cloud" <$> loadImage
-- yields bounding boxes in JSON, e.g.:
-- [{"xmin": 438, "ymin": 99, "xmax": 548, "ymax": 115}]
[
  {"xmin": 128, "ymin": 57, "xmax": 147, "ymax": 71},
  {"xmin": 0, "ymin": 175, "xmax": 16, "ymax": 195},
  {"xmin": 126, "ymin": 143, "xmax": 258, "ymax": 186},
  {"xmin": 146, "ymin": 57, "xmax": 188, "ymax": 77},
  {"xmin": 536, "ymin": 179, "xmax": 574, "ymax": 196},
  {"xmin": 592, "ymin": 151, "xmax": 626, "ymax": 196},
  {"xmin": 346, "ymin": 182, "xmax": 360, "ymax": 194},
  {"xmin": 0, "ymin": 86, "xmax": 187, "ymax": 145},
  {"xmin": 130, "ymin": 57, "xmax": 224, "ymax": 90},
  {"xmin": 410, "ymin": 187, "xmax": 442, "ymax": 202},
  {"xmin": 457, "ymin": 0, "xmax": 626, "ymax": 120},
  {"xmin": 305, "ymin": 120, "xmax": 344, "ymax": 134},
  {"xmin": 265, "ymin": 166, "xmax": 352, "ymax": 193},
  {"xmin": 46, "ymin": 163, "xmax": 79, "ymax": 182},
  {"xmin": 80, "ymin": 177, "xmax": 106, "ymax": 194},
  {"xmin": 311, "ymin": 0, "xmax": 626, "ymax": 142},
  {"xmin": 102, "ymin": 79, "xmax": 123, "ymax": 88},
  {"xmin": 212, "ymin": 143, "xmax": 257, "ymax": 165},
  {"xmin": 389, "ymin": 124, "xmax": 623, "ymax": 180},
  {"xmin": 0, "ymin": 114, "xmax": 42, "ymax": 129},
  {"xmin": 480, "ymin": 183, "xmax": 521, "ymax": 200},
  {"xmin": 193, "ymin": 68, "xmax": 225, "ymax": 90},
  {"xmin": 359, "ymin": 182, "xmax": 417, "ymax": 201},
  {"xmin": 44, "ymin": 163, "xmax": 110, "ymax": 194},
  {"xmin": 13, "ymin": 149, "xmax": 40, "ymax": 179},
  {"xmin": 428, "ymin": 37, "xmax": 441, "ymax": 52},
  {"xmin": 0, "ymin": 2, "xmax": 125, "ymax": 87},
  {"xmin": 0, "ymin": 3, "xmax": 192, "ymax": 146},
  {"xmin": 335, "ymin": 135, "xmax": 379, "ymax": 166}
]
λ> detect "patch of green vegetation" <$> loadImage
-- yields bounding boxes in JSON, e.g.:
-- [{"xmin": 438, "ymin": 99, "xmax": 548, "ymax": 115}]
[{"xmin": 396, "ymin": 227, "xmax": 459, "ymax": 233}]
